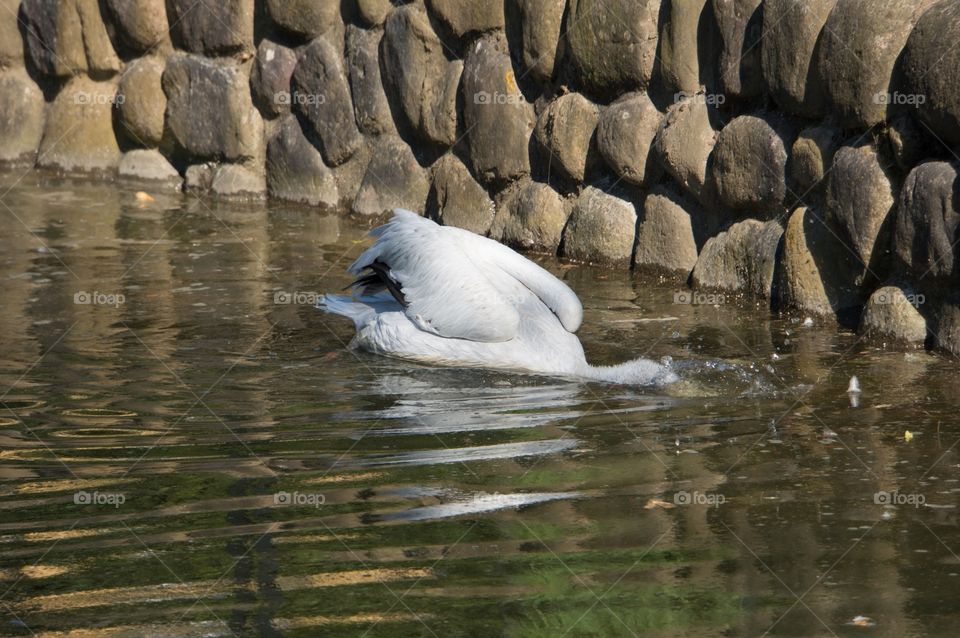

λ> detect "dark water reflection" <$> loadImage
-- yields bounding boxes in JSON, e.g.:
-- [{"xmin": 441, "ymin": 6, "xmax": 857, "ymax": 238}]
[{"xmin": 2, "ymin": 174, "xmax": 960, "ymax": 636}]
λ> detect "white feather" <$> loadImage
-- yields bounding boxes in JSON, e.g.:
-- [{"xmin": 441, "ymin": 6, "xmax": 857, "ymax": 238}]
[{"xmin": 322, "ymin": 210, "xmax": 677, "ymax": 386}]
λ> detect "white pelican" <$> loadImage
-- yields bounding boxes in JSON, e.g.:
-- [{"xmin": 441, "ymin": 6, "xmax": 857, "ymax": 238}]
[{"xmin": 319, "ymin": 209, "xmax": 678, "ymax": 385}]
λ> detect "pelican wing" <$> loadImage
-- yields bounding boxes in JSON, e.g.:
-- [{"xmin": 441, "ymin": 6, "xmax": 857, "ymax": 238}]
[{"xmin": 349, "ymin": 210, "xmax": 521, "ymax": 342}]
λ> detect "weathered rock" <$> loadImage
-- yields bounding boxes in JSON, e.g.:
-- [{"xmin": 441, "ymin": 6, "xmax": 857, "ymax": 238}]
[
  {"xmin": 534, "ymin": 93, "xmax": 600, "ymax": 183},
  {"xmin": 346, "ymin": 26, "xmax": 395, "ymax": 136},
  {"xmin": 118, "ymin": 149, "xmax": 181, "ymax": 183},
  {"xmin": 21, "ymin": 0, "xmax": 121, "ymax": 77},
  {"xmin": 790, "ymin": 125, "xmax": 842, "ymax": 197},
  {"xmin": 635, "ymin": 186, "xmax": 700, "ymax": 277},
  {"xmin": 462, "ymin": 35, "xmax": 535, "ymax": 184},
  {"xmin": 0, "ymin": 0, "xmax": 25, "ymax": 68},
  {"xmin": 381, "ymin": 5, "xmax": 461, "ymax": 147},
  {"xmin": 566, "ymin": 0, "xmax": 661, "ymax": 98},
  {"xmin": 491, "ymin": 179, "xmax": 568, "ymax": 252},
  {"xmin": 596, "ymin": 92, "xmax": 661, "ymax": 186},
  {"xmin": 859, "ymin": 286, "xmax": 928, "ymax": 345},
  {"xmin": 356, "ymin": 0, "xmax": 392, "ymax": 26},
  {"xmin": 818, "ymin": 0, "xmax": 937, "ymax": 129},
  {"xmin": 426, "ymin": 0, "xmax": 504, "ymax": 38},
  {"xmin": 163, "ymin": 54, "xmax": 263, "ymax": 162},
  {"xmin": 429, "ymin": 154, "xmax": 495, "ymax": 235},
  {"xmin": 211, "ymin": 164, "xmax": 267, "ymax": 198},
  {"xmin": 266, "ymin": 0, "xmax": 339, "ymax": 38},
  {"xmin": 902, "ymin": 0, "xmax": 960, "ymax": 146},
  {"xmin": 761, "ymin": 0, "xmax": 837, "ymax": 118},
  {"xmin": 886, "ymin": 113, "xmax": 938, "ymax": 173},
  {"xmin": 105, "ymin": 0, "xmax": 170, "ymax": 52},
  {"xmin": 894, "ymin": 161, "xmax": 960, "ymax": 285},
  {"xmin": 712, "ymin": 113, "xmax": 795, "ymax": 214},
  {"xmin": 712, "ymin": 0, "xmax": 764, "ymax": 99},
  {"xmin": 116, "ymin": 57, "xmax": 166, "ymax": 148},
  {"xmin": 353, "ymin": 135, "xmax": 430, "ymax": 217},
  {"xmin": 184, "ymin": 163, "xmax": 215, "ymax": 192},
  {"xmin": 330, "ymin": 138, "xmax": 372, "ymax": 206},
  {"xmin": 658, "ymin": 0, "xmax": 710, "ymax": 93},
  {"xmin": 935, "ymin": 301, "xmax": 960, "ymax": 355},
  {"xmin": 510, "ymin": 0, "xmax": 566, "ymax": 83},
  {"xmin": 291, "ymin": 37, "xmax": 362, "ymax": 166},
  {"xmin": 250, "ymin": 39, "xmax": 298, "ymax": 119},
  {"xmin": 38, "ymin": 76, "xmax": 121, "ymax": 171},
  {"xmin": 562, "ymin": 187, "xmax": 637, "ymax": 266},
  {"xmin": 167, "ymin": 0, "xmax": 253, "ymax": 55},
  {"xmin": 0, "ymin": 69, "xmax": 45, "ymax": 165},
  {"xmin": 777, "ymin": 206, "xmax": 863, "ymax": 319},
  {"xmin": 652, "ymin": 95, "xmax": 719, "ymax": 206},
  {"xmin": 825, "ymin": 144, "xmax": 897, "ymax": 278},
  {"xmin": 692, "ymin": 218, "xmax": 783, "ymax": 299},
  {"xmin": 266, "ymin": 115, "xmax": 339, "ymax": 207}
]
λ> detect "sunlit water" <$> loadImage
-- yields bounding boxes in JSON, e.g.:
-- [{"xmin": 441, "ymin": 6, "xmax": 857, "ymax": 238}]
[{"xmin": 2, "ymin": 174, "xmax": 960, "ymax": 637}]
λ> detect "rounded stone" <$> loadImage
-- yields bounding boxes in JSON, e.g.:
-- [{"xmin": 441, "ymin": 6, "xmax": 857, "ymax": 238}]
[
  {"xmin": 534, "ymin": 93, "xmax": 600, "ymax": 183},
  {"xmin": 491, "ymin": 179, "xmax": 569, "ymax": 253},
  {"xmin": 597, "ymin": 92, "xmax": 662, "ymax": 186},
  {"xmin": 117, "ymin": 57, "xmax": 166, "ymax": 149},
  {"xmin": 712, "ymin": 113, "xmax": 795, "ymax": 214},
  {"xmin": 562, "ymin": 186, "xmax": 637, "ymax": 266}
]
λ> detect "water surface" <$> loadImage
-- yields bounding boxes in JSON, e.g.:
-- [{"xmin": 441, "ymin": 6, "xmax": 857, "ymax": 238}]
[{"xmin": 2, "ymin": 175, "xmax": 960, "ymax": 637}]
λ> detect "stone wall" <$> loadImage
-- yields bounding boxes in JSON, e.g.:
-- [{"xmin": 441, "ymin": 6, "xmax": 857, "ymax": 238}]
[{"xmin": 1, "ymin": 0, "xmax": 959, "ymax": 352}]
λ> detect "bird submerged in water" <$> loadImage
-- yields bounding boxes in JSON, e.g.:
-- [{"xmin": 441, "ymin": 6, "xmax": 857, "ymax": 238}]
[{"xmin": 319, "ymin": 209, "xmax": 678, "ymax": 385}]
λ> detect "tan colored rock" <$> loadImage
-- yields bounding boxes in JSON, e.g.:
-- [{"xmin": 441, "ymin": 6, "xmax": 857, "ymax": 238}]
[
  {"xmin": 692, "ymin": 218, "xmax": 783, "ymax": 299},
  {"xmin": 509, "ymin": 0, "xmax": 566, "ymax": 83},
  {"xmin": 462, "ymin": 35, "xmax": 535, "ymax": 184},
  {"xmin": 0, "ymin": 0, "xmax": 24, "ymax": 68},
  {"xmin": 635, "ymin": 186, "xmax": 700, "ymax": 277},
  {"xmin": 426, "ymin": 0, "xmax": 504, "ymax": 37},
  {"xmin": 38, "ymin": 76, "xmax": 121, "ymax": 172},
  {"xmin": 491, "ymin": 179, "xmax": 569, "ymax": 253},
  {"xmin": 534, "ymin": 93, "xmax": 600, "ymax": 183},
  {"xmin": 566, "ymin": 0, "xmax": 661, "ymax": 98},
  {"xmin": 859, "ymin": 286, "xmax": 928, "ymax": 345},
  {"xmin": 597, "ymin": 92, "xmax": 662, "ymax": 186},
  {"xmin": 382, "ymin": 5, "xmax": 461, "ymax": 147},
  {"xmin": 22, "ymin": 0, "xmax": 121, "ymax": 77},
  {"xmin": 761, "ymin": 0, "xmax": 837, "ymax": 117},
  {"xmin": 0, "ymin": 69, "xmax": 45, "ymax": 165},
  {"xmin": 429, "ymin": 154, "xmax": 495, "ymax": 235},
  {"xmin": 777, "ymin": 207, "xmax": 863, "ymax": 320},
  {"xmin": 658, "ymin": 0, "xmax": 710, "ymax": 93},
  {"xmin": 117, "ymin": 57, "xmax": 166, "ymax": 149},
  {"xmin": 105, "ymin": 0, "xmax": 170, "ymax": 52},
  {"xmin": 353, "ymin": 135, "xmax": 430, "ymax": 217},
  {"xmin": 653, "ymin": 95, "xmax": 719, "ymax": 207},
  {"xmin": 562, "ymin": 187, "xmax": 636, "ymax": 266}
]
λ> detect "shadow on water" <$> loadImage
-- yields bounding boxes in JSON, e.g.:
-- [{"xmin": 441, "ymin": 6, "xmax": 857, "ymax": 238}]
[{"xmin": 1, "ymin": 175, "xmax": 960, "ymax": 636}]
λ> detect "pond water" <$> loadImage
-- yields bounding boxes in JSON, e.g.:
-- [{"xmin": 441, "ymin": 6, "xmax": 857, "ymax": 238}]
[{"xmin": 1, "ymin": 174, "xmax": 960, "ymax": 637}]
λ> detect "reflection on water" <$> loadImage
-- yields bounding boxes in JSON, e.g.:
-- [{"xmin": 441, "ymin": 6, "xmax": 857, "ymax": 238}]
[{"xmin": 1, "ymin": 174, "xmax": 960, "ymax": 636}]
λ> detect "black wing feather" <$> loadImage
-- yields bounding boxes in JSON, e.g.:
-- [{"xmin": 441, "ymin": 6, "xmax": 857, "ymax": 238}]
[{"xmin": 345, "ymin": 259, "xmax": 407, "ymax": 307}]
